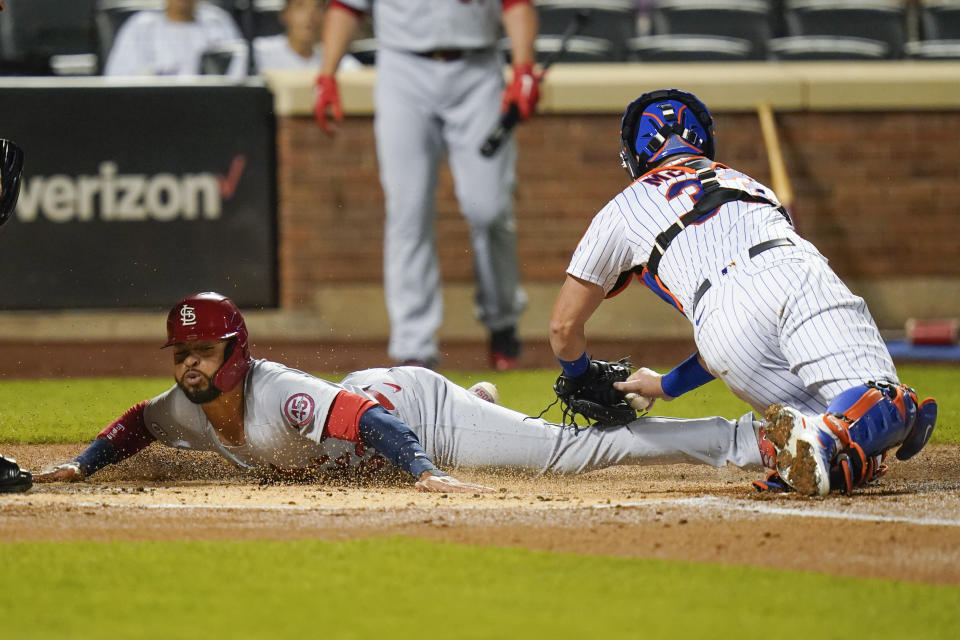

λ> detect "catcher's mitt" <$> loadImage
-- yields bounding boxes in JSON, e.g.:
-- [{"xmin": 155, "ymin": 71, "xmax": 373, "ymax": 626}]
[{"xmin": 554, "ymin": 357, "xmax": 637, "ymax": 426}]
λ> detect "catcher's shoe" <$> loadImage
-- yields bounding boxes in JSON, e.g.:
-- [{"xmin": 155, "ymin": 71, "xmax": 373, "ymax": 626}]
[
  {"xmin": 0, "ymin": 454, "xmax": 32, "ymax": 494},
  {"xmin": 469, "ymin": 381, "xmax": 499, "ymax": 405},
  {"xmin": 764, "ymin": 405, "xmax": 837, "ymax": 497}
]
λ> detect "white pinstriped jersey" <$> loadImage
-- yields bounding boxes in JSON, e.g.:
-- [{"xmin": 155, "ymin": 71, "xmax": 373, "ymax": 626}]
[
  {"xmin": 568, "ymin": 158, "xmax": 813, "ymax": 322},
  {"xmin": 568, "ymin": 156, "xmax": 898, "ymax": 414},
  {"xmin": 337, "ymin": 0, "xmax": 505, "ymax": 51}
]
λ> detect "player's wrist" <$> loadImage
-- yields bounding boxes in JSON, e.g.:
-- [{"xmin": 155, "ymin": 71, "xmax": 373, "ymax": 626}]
[
  {"xmin": 558, "ymin": 352, "xmax": 589, "ymax": 377},
  {"xmin": 512, "ymin": 61, "xmax": 535, "ymax": 76},
  {"xmin": 660, "ymin": 353, "xmax": 715, "ymax": 398}
]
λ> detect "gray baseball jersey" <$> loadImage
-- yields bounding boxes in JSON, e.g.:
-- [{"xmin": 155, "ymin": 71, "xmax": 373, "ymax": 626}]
[
  {"xmin": 142, "ymin": 360, "xmax": 762, "ymax": 475},
  {"xmin": 568, "ymin": 158, "xmax": 898, "ymax": 414},
  {"xmin": 336, "ymin": 0, "xmax": 503, "ymax": 51},
  {"xmin": 332, "ymin": 0, "xmax": 527, "ymax": 363}
]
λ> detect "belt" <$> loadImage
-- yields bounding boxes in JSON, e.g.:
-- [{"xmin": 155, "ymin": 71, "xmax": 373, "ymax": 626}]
[
  {"xmin": 412, "ymin": 48, "xmax": 488, "ymax": 62},
  {"xmin": 692, "ymin": 237, "xmax": 796, "ymax": 311}
]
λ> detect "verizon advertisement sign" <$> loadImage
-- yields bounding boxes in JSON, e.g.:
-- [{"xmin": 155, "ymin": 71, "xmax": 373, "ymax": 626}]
[{"xmin": 0, "ymin": 83, "xmax": 276, "ymax": 309}]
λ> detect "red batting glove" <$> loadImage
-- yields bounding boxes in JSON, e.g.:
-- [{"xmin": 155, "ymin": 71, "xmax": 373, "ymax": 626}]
[
  {"xmin": 313, "ymin": 74, "xmax": 343, "ymax": 135},
  {"xmin": 501, "ymin": 62, "xmax": 540, "ymax": 121}
]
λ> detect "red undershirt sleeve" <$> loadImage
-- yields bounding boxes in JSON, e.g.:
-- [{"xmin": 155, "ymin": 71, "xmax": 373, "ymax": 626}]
[{"xmin": 324, "ymin": 390, "xmax": 378, "ymax": 442}]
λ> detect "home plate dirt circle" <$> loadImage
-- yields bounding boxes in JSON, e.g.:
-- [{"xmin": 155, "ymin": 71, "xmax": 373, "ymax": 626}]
[{"xmin": 3, "ymin": 443, "xmax": 959, "ymax": 585}]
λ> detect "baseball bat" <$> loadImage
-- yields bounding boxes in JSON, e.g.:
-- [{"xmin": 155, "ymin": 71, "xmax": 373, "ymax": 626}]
[
  {"xmin": 756, "ymin": 102, "xmax": 799, "ymax": 232},
  {"xmin": 479, "ymin": 9, "xmax": 590, "ymax": 157}
]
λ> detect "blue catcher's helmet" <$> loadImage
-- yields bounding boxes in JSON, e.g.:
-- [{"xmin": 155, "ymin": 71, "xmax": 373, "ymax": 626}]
[{"xmin": 619, "ymin": 89, "xmax": 716, "ymax": 180}]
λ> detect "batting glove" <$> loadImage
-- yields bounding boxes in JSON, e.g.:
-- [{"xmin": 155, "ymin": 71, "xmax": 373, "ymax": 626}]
[
  {"xmin": 501, "ymin": 62, "xmax": 540, "ymax": 121},
  {"xmin": 313, "ymin": 74, "xmax": 343, "ymax": 134}
]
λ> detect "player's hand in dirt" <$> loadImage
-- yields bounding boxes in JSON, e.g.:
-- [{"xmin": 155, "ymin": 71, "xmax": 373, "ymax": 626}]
[
  {"xmin": 415, "ymin": 472, "xmax": 495, "ymax": 494},
  {"xmin": 33, "ymin": 462, "xmax": 84, "ymax": 483},
  {"xmin": 613, "ymin": 367, "xmax": 670, "ymax": 403}
]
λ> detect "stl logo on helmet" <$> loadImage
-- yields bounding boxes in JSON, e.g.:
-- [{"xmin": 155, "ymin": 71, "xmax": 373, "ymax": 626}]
[
  {"xmin": 284, "ymin": 393, "xmax": 315, "ymax": 427},
  {"xmin": 179, "ymin": 305, "xmax": 198, "ymax": 326}
]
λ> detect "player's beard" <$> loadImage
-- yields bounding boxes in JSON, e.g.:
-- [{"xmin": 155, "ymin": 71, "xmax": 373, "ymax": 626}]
[{"xmin": 177, "ymin": 369, "xmax": 223, "ymax": 404}]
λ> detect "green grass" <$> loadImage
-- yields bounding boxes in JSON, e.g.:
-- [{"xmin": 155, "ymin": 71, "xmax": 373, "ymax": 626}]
[
  {"xmin": 0, "ymin": 364, "xmax": 956, "ymax": 444},
  {"xmin": 2, "ymin": 538, "xmax": 958, "ymax": 640}
]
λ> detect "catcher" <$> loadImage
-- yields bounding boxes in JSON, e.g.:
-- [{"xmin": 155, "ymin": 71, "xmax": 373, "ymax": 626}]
[
  {"xmin": 0, "ymin": 136, "xmax": 30, "ymax": 494},
  {"xmin": 549, "ymin": 88, "xmax": 937, "ymax": 497}
]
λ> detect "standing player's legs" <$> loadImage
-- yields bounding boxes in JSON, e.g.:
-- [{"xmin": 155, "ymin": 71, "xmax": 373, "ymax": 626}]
[
  {"xmin": 343, "ymin": 367, "xmax": 764, "ymax": 473},
  {"xmin": 442, "ymin": 52, "xmax": 526, "ymax": 358},
  {"xmin": 375, "ymin": 50, "xmax": 446, "ymax": 364}
]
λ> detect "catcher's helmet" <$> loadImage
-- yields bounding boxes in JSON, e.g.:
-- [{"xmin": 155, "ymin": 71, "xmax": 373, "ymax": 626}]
[
  {"xmin": 0, "ymin": 139, "xmax": 25, "ymax": 226},
  {"xmin": 619, "ymin": 89, "xmax": 715, "ymax": 180},
  {"xmin": 165, "ymin": 292, "xmax": 251, "ymax": 393}
]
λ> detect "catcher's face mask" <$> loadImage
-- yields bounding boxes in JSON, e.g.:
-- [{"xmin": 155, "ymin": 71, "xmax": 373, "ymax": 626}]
[{"xmin": 619, "ymin": 89, "xmax": 716, "ymax": 180}]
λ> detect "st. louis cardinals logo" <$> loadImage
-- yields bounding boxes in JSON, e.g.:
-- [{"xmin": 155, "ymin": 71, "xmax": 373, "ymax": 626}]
[
  {"xmin": 179, "ymin": 305, "xmax": 197, "ymax": 326},
  {"xmin": 284, "ymin": 393, "xmax": 315, "ymax": 427}
]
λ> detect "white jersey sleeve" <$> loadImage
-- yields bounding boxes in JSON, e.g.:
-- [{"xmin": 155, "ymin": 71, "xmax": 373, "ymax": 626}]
[
  {"xmin": 104, "ymin": 6, "xmax": 244, "ymax": 77},
  {"xmin": 566, "ymin": 202, "xmax": 637, "ymax": 294}
]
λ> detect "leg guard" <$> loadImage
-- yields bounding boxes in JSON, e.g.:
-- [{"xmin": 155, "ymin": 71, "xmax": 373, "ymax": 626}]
[
  {"xmin": 895, "ymin": 397, "xmax": 937, "ymax": 461},
  {"xmin": 823, "ymin": 382, "xmax": 918, "ymax": 458},
  {"xmin": 832, "ymin": 445, "xmax": 888, "ymax": 496}
]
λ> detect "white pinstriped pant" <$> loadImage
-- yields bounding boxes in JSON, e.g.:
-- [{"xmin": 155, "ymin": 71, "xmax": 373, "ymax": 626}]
[{"xmin": 693, "ymin": 252, "xmax": 898, "ymax": 415}]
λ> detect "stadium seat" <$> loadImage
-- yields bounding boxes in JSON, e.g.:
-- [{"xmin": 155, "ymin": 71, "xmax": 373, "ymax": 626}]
[
  {"xmin": 348, "ymin": 37, "xmax": 377, "ymax": 66},
  {"xmin": 534, "ymin": 0, "xmax": 636, "ymax": 61},
  {"xmin": 780, "ymin": 0, "xmax": 907, "ymax": 58},
  {"xmin": 535, "ymin": 34, "xmax": 615, "ymax": 62},
  {"xmin": 767, "ymin": 35, "xmax": 889, "ymax": 60},
  {"xmin": 629, "ymin": 34, "xmax": 754, "ymax": 62},
  {"xmin": 651, "ymin": 0, "xmax": 773, "ymax": 60},
  {"xmin": 919, "ymin": 0, "xmax": 960, "ymax": 38},
  {"xmin": 0, "ymin": 0, "xmax": 100, "ymax": 75},
  {"xmin": 906, "ymin": 0, "xmax": 960, "ymax": 59},
  {"xmin": 200, "ymin": 39, "xmax": 249, "ymax": 74},
  {"xmin": 249, "ymin": 0, "xmax": 284, "ymax": 39}
]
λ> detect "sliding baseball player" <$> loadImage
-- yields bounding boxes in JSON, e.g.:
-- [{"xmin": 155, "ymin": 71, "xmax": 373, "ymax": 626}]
[{"xmin": 36, "ymin": 292, "xmax": 765, "ymax": 489}]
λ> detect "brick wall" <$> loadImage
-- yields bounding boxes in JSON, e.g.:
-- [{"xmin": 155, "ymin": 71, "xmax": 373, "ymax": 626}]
[{"xmin": 277, "ymin": 111, "xmax": 960, "ymax": 308}]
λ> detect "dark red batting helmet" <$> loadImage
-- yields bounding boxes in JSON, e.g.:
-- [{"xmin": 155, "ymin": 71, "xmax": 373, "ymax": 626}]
[{"xmin": 165, "ymin": 292, "xmax": 251, "ymax": 392}]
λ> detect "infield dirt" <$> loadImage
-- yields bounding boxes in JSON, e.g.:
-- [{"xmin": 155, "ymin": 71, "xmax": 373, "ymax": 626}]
[{"xmin": 3, "ymin": 443, "xmax": 959, "ymax": 585}]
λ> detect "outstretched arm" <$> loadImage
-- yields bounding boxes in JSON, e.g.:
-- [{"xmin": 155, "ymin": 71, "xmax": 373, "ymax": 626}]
[
  {"xmin": 34, "ymin": 402, "xmax": 156, "ymax": 482},
  {"xmin": 325, "ymin": 392, "xmax": 494, "ymax": 493}
]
